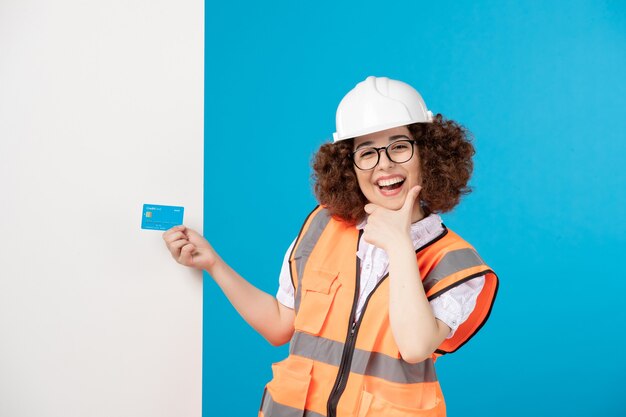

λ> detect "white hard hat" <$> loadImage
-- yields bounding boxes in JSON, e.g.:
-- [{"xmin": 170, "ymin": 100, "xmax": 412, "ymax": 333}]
[{"xmin": 332, "ymin": 76, "xmax": 434, "ymax": 142}]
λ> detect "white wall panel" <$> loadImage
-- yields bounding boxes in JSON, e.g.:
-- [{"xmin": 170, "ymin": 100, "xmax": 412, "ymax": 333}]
[{"xmin": 0, "ymin": 1, "xmax": 204, "ymax": 416}]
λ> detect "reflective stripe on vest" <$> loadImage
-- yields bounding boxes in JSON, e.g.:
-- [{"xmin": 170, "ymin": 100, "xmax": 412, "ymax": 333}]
[
  {"xmin": 290, "ymin": 331, "xmax": 437, "ymax": 384},
  {"xmin": 290, "ymin": 207, "xmax": 332, "ymax": 313},
  {"xmin": 260, "ymin": 389, "xmax": 326, "ymax": 417},
  {"xmin": 422, "ymin": 247, "xmax": 486, "ymax": 293}
]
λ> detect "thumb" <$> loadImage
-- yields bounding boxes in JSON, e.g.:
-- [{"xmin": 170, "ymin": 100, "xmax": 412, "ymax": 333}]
[
  {"xmin": 185, "ymin": 228, "xmax": 203, "ymax": 241},
  {"xmin": 179, "ymin": 243, "xmax": 196, "ymax": 265},
  {"xmin": 401, "ymin": 185, "xmax": 422, "ymax": 214}
]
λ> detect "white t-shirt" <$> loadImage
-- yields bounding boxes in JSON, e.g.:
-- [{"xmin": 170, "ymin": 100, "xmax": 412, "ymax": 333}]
[{"xmin": 276, "ymin": 213, "xmax": 486, "ymax": 339}]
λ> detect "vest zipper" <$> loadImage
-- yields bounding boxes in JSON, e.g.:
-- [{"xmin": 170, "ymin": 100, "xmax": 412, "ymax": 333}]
[
  {"xmin": 326, "ymin": 236, "xmax": 362, "ymax": 417},
  {"xmin": 327, "ymin": 309, "xmax": 358, "ymax": 417},
  {"xmin": 334, "ymin": 321, "xmax": 356, "ymax": 393}
]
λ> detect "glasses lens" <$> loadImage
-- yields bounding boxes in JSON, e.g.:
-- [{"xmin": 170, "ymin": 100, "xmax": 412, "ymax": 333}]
[
  {"xmin": 388, "ymin": 140, "xmax": 414, "ymax": 163},
  {"xmin": 354, "ymin": 148, "xmax": 378, "ymax": 170}
]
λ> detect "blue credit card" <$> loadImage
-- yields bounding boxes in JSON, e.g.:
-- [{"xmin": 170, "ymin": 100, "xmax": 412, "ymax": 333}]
[{"xmin": 141, "ymin": 204, "xmax": 184, "ymax": 231}]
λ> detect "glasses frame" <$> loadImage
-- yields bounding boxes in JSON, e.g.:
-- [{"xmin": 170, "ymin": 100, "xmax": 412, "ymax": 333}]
[{"xmin": 350, "ymin": 139, "xmax": 417, "ymax": 171}]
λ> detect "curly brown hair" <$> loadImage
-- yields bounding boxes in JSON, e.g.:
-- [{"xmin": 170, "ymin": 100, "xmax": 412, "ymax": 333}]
[{"xmin": 312, "ymin": 114, "xmax": 475, "ymax": 225}]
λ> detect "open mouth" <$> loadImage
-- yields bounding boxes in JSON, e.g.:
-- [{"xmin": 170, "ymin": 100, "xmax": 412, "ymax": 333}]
[{"xmin": 376, "ymin": 177, "xmax": 405, "ymax": 192}]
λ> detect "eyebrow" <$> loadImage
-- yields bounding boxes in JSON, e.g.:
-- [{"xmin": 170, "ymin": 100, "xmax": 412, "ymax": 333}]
[{"xmin": 354, "ymin": 135, "xmax": 411, "ymax": 150}]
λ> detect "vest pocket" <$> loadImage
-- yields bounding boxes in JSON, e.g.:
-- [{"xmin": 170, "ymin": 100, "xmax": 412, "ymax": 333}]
[
  {"xmin": 263, "ymin": 356, "xmax": 314, "ymax": 416},
  {"xmin": 357, "ymin": 389, "xmax": 445, "ymax": 417},
  {"xmin": 294, "ymin": 269, "xmax": 341, "ymax": 335}
]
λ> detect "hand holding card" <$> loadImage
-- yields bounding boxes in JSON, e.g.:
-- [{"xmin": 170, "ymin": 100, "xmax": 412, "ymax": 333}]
[{"xmin": 162, "ymin": 225, "xmax": 220, "ymax": 272}]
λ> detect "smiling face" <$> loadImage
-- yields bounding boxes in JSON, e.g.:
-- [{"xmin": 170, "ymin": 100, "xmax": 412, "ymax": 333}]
[{"xmin": 352, "ymin": 125, "xmax": 425, "ymax": 222}]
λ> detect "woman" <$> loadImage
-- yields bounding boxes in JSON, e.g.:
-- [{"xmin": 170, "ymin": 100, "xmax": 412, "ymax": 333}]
[{"xmin": 163, "ymin": 76, "xmax": 498, "ymax": 417}]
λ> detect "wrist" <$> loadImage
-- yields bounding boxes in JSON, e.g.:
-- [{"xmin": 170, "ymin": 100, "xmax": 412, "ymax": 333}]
[
  {"xmin": 387, "ymin": 235, "xmax": 414, "ymax": 255},
  {"xmin": 203, "ymin": 256, "xmax": 225, "ymax": 278}
]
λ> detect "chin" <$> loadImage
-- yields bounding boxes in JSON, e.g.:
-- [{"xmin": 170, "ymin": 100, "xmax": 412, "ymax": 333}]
[{"xmin": 370, "ymin": 198, "xmax": 404, "ymax": 211}]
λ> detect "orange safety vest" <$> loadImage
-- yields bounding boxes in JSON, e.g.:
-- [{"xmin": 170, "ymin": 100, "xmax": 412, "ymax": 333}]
[{"xmin": 259, "ymin": 206, "xmax": 499, "ymax": 417}]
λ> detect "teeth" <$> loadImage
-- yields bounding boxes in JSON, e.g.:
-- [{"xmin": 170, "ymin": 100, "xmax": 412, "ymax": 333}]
[{"xmin": 377, "ymin": 177, "xmax": 404, "ymax": 187}]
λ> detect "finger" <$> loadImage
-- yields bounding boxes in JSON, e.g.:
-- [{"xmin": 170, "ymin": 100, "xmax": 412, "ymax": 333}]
[
  {"xmin": 165, "ymin": 225, "xmax": 186, "ymax": 236},
  {"xmin": 163, "ymin": 230, "xmax": 187, "ymax": 244},
  {"xmin": 362, "ymin": 230, "xmax": 375, "ymax": 246},
  {"xmin": 179, "ymin": 243, "xmax": 196, "ymax": 265},
  {"xmin": 364, "ymin": 203, "xmax": 378, "ymax": 214},
  {"xmin": 185, "ymin": 228, "xmax": 201, "ymax": 238},
  {"xmin": 185, "ymin": 228, "xmax": 208, "ymax": 245},
  {"xmin": 401, "ymin": 185, "xmax": 422, "ymax": 214},
  {"xmin": 167, "ymin": 239, "xmax": 189, "ymax": 260},
  {"xmin": 169, "ymin": 239, "xmax": 190, "ymax": 253},
  {"xmin": 162, "ymin": 225, "xmax": 186, "ymax": 240}
]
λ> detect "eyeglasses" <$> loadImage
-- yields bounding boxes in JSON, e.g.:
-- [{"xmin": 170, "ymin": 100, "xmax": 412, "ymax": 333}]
[{"xmin": 350, "ymin": 139, "xmax": 417, "ymax": 170}]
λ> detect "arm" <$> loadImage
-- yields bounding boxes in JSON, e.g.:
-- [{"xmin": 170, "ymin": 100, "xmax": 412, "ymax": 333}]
[
  {"xmin": 162, "ymin": 225, "xmax": 295, "ymax": 346},
  {"xmin": 387, "ymin": 237, "xmax": 451, "ymax": 363},
  {"xmin": 208, "ymin": 260, "xmax": 295, "ymax": 346}
]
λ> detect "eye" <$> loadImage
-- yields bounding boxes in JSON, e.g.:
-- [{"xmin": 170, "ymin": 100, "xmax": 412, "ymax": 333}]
[
  {"xmin": 358, "ymin": 149, "xmax": 376, "ymax": 159},
  {"xmin": 390, "ymin": 142, "xmax": 410, "ymax": 152}
]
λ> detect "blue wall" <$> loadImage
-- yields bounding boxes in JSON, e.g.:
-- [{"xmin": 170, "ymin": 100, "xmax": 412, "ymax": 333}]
[{"xmin": 205, "ymin": 1, "xmax": 626, "ymax": 415}]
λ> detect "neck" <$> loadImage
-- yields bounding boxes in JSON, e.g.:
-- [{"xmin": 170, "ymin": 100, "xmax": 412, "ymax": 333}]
[{"xmin": 410, "ymin": 204, "xmax": 426, "ymax": 224}]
